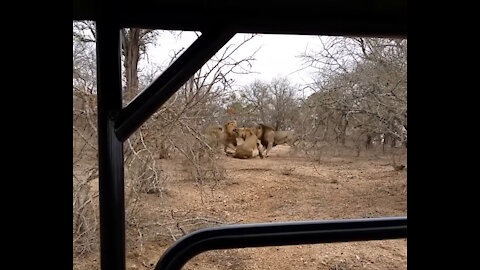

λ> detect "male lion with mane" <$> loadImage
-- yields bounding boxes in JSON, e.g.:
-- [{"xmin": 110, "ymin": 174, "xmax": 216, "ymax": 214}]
[
  {"xmin": 222, "ymin": 120, "xmax": 239, "ymax": 154},
  {"xmin": 253, "ymin": 124, "xmax": 275, "ymax": 157}
]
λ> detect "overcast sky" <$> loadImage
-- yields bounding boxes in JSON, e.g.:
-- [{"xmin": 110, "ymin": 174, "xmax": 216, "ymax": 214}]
[{"xmin": 144, "ymin": 31, "xmax": 326, "ymax": 90}]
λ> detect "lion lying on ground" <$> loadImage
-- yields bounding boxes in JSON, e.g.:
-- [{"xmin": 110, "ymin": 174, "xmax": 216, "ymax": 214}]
[{"xmin": 232, "ymin": 127, "xmax": 264, "ymax": 159}]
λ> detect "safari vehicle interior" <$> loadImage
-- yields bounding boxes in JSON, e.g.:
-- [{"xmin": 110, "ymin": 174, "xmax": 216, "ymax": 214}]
[{"xmin": 73, "ymin": 1, "xmax": 407, "ymax": 269}]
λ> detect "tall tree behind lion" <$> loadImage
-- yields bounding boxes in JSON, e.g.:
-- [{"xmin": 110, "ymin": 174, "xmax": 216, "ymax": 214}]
[
  {"xmin": 269, "ymin": 77, "xmax": 300, "ymax": 131},
  {"xmin": 239, "ymin": 77, "xmax": 300, "ymax": 131}
]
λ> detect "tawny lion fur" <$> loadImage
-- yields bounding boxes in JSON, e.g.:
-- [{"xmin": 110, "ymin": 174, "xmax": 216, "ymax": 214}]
[
  {"xmin": 253, "ymin": 124, "xmax": 275, "ymax": 157},
  {"xmin": 203, "ymin": 125, "xmax": 224, "ymax": 148},
  {"xmin": 273, "ymin": 130, "xmax": 295, "ymax": 146},
  {"xmin": 233, "ymin": 128, "xmax": 264, "ymax": 159},
  {"xmin": 222, "ymin": 120, "xmax": 239, "ymax": 154}
]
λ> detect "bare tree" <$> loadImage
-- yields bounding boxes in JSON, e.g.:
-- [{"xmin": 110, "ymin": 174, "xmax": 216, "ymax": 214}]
[
  {"xmin": 269, "ymin": 77, "xmax": 300, "ymax": 130},
  {"xmin": 73, "ymin": 28, "xmax": 259, "ymax": 260},
  {"xmin": 238, "ymin": 76, "xmax": 300, "ymax": 130},
  {"xmin": 298, "ymin": 36, "xmax": 407, "ymax": 153},
  {"xmin": 240, "ymin": 79, "xmax": 271, "ymax": 124},
  {"xmin": 73, "ymin": 23, "xmax": 100, "ymax": 259},
  {"xmin": 121, "ymin": 28, "xmax": 160, "ymax": 102}
]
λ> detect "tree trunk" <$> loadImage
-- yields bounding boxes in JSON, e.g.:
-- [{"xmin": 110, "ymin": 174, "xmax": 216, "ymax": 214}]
[
  {"xmin": 365, "ymin": 134, "xmax": 372, "ymax": 150},
  {"xmin": 340, "ymin": 116, "xmax": 348, "ymax": 145},
  {"xmin": 122, "ymin": 28, "xmax": 141, "ymax": 101}
]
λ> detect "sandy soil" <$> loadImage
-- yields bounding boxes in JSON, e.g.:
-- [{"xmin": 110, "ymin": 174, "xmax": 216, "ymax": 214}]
[{"xmin": 75, "ymin": 145, "xmax": 407, "ymax": 270}]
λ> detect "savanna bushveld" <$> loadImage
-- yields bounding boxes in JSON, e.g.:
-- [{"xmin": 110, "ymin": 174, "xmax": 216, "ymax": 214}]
[{"xmin": 73, "ymin": 23, "xmax": 407, "ymax": 269}]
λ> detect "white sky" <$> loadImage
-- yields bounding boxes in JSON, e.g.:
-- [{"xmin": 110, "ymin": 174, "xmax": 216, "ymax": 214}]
[{"xmin": 144, "ymin": 31, "xmax": 327, "ymax": 90}]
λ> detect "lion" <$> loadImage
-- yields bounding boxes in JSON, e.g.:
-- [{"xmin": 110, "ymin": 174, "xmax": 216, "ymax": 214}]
[
  {"xmin": 273, "ymin": 130, "xmax": 295, "ymax": 146},
  {"xmin": 203, "ymin": 125, "xmax": 224, "ymax": 149},
  {"xmin": 234, "ymin": 127, "xmax": 249, "ymax": 144},
  {"xmin": 222, "ymin": 120, "xmax": 239, "ymax": 154},
  {"xmin": 252, "ymin": 124, "xmax": 275, "ymax": 157},
  {"xmin": 233, "ymin": 127, "xmax": 264, "ymax": 159}
]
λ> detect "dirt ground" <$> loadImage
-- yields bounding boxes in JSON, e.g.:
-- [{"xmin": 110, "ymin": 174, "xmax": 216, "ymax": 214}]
[{"xmin": 75, "ymin": 145, "xmax": 407, "ymax": 270}]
